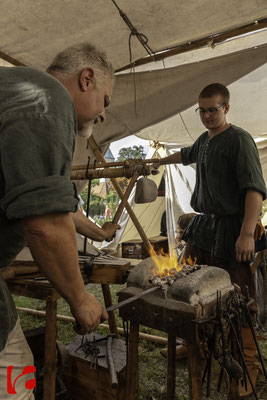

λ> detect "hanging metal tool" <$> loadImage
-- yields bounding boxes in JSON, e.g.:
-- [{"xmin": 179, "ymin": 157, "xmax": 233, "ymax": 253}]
[{"xmin": 82, "ymin": 157, "xmax": 96, "ymax": 255}]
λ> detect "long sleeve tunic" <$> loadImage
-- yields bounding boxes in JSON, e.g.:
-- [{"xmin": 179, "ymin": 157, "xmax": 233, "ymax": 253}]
[{"xmin": 181, "ymin": 125, "xmax": 266, "ymax": 268}]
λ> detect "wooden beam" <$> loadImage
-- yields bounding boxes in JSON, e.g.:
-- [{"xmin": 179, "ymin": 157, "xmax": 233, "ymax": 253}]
[
  {"xmin": 88, "ymin": 136, "xmax": 155, "ymax": 255},
  {"xmin": 117, "ymin": 18, "xmax": 267, "ymax": 72},
  {"xmin": 71, "ymin": 164, "xmax": 151, "ymax": 180},
  {"xmin": 72, "ymin": 157, "xmax": 160, "ymax": 170},
  {"xmin": 0, "ymin": 51, "xmax": 26, "ymax": 66}
]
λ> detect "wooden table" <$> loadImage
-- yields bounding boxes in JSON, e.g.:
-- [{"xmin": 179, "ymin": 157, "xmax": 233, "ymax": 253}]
[
  {"xmin": 117, "ymin": 287, "xmax": 204, "ymax": 400},
  {"xmin": 6, "ymin": 257, "xmax": 134, "ymax": 400}
]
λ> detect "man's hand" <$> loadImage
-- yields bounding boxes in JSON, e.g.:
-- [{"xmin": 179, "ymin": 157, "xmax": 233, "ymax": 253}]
[
  {"xmin": 102, "ymin": 222, "xmax": 121, "ymax": 242},
  {"xmin": 235, "ymin": 232, "xmax": 255, "ymax": 263},
  {"xmin": 71, "ymin": 292, "xmax": 108, "ymax": 335},
  {"xmin": 152, "ymin": 160, "xmax": 161, "ymax": 171},
  {"xmin": 235, "ymin": 190, "xmax": 263, "ymax": 263}
]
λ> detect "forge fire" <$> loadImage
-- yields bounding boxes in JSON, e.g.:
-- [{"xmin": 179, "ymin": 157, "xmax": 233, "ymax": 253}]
[{"xmin": 127, "ymin": 255, "xmax": 233, "ymax": 306}]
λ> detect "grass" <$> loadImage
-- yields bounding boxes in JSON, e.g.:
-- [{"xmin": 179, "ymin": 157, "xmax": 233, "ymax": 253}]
[{"xmin": 14, "ymin": 283, "xmax": 267, "ymax": 400}]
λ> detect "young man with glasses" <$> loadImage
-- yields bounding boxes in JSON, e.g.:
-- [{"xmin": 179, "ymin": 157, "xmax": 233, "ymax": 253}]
[{"xmin": 154, "ymin": 83, "xmax": 266, "ymax": 397}]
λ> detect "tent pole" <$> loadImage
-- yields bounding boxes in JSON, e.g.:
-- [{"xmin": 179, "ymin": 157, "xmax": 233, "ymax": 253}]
[
  {"xmin": 112, "ymin": 175, "xmax": 138, "ymax": 225},
  {"xmin": 72, "ymin": 158, "xmax": 160, "ymax": 170},
  {"xmin": 88, "ymin": 136, "xmax": 155, "ymax": 256}
]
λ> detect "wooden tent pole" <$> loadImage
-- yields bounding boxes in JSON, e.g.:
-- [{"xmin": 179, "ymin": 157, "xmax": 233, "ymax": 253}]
[
  {"xmin": 88, "ymin": 136, "xmax": 155, "ymax": 256},
  {"xmin": 112, "ymin": 175, "xmax": 138, "ymax": 225},
  {"xmin": 104, "ymin": 175, "xmax": 138, "ymax": 336},
  {"xmin": 72, "ymin": 158, "xmax": 160, "ymax": 170}
]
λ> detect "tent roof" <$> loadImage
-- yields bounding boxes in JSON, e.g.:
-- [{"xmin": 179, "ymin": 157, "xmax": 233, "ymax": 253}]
[
  {"xmin": 1, "ymin": 1, "xmax": 267, "ymax": 70},
  {"xmin": 1, "ymin": 1, "xmax": 267, "ymax": 181},
  {"xmin": 90, "ymin": 42, "xmax": 267, "ymax": 147}
]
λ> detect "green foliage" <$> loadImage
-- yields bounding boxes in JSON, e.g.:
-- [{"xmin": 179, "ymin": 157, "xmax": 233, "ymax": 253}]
[
  {"xmin": 117, "ymin": 145, "xmax": 146, "ymax": 161},
  {"xmin": 88, "ymin": 200, "xmax": 105, "ymax": 218},
  {"xmin": 80, "ymin": 185, "xmax": 105, "ymax": 216}
]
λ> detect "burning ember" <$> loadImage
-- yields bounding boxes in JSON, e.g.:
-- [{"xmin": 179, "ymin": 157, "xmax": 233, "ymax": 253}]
[{"xmin": 150, "ymin": 264, "xmax": 201, "ymax": 287}]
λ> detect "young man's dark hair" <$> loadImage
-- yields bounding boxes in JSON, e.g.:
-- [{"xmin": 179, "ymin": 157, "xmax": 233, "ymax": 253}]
[{"xmin": 199, "ymin": 82, "xmax": 230, "ymax": 104}]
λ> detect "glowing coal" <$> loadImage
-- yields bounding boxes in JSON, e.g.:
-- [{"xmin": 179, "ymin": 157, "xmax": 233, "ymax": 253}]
[{"xmin": 127, "ymin": 256, "xmax": 233, "ymax": 305}]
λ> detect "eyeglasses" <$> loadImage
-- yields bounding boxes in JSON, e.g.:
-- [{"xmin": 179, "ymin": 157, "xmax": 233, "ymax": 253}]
[{"xmin": 195, "ymin": 103, "xmax": 226, "ymax": 116}]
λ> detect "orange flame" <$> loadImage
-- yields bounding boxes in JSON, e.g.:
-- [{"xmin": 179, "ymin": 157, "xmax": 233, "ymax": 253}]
[
  {"xmin": 149, "ymin": 246, "xmax": 182, "ymax": 278},
  {"xmin": 183, "ymin": 255, "xmax": 197, "ymax": 266},
  {"xmin": 149, "ymin": 247, "xmax": 197, "ymax": 278}
]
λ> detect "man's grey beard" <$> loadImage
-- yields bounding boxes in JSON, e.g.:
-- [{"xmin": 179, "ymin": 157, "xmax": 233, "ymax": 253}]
[{"xmin": 78, "ymin": 121, "xmax": 95, "ymax": 138}]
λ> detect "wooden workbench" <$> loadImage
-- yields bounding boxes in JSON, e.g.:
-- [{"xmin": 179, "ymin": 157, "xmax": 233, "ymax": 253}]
[{"xmin": 6, "ymin": 256, "xmax": 136, "ymax": 400}]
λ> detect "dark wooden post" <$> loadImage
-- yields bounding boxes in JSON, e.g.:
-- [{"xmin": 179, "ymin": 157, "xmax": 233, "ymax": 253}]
[
  {"xmin": 127, "ymin": 322, "xmax": 139, "ymax": 399},
  {"xmin": 167, "ymin": 333, "xmax": 177, "ymax": 400},
  {"xmin": 43, "ymin": 300, "xmax": 57, "ymax": 400},
  {"xmin": 187, "ymin": 334, "xmax": 203, "ymax": 400}
]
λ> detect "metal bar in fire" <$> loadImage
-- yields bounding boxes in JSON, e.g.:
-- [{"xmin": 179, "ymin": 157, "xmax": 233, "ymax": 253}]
[{"xmin": 106, "ymin": 286, "xmax": 160, "ymax": 313}]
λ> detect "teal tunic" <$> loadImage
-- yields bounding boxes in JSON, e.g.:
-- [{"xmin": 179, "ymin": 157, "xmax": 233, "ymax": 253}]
[
  {"xmin": 181, "ymin": 125, "xmax": 266, "ymax": 268},
  {"xmin": 0, "ymin": 67, "xmax": 79, "ymax": 352}
]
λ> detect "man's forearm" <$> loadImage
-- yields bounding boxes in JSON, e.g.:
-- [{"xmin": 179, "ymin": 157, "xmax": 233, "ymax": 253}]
[
  {"xmin": 23, "ymin": 213, "xmax": 86, "ymax": 308},
  {"xmin": 240, "ymin": 190, "xmax": 263, "ymax": 237},
  {"xmin": 71, "ymin": 209, "xmax": 106, "ymax": 241},
  {"xmin": 159, "ymin": 151, "xmax": 182, "ymax": 165}
]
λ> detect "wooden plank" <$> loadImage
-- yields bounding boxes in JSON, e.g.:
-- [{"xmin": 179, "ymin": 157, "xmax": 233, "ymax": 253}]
[
  {"xmin": 82, "ymin": 265, "xmax": 129, "ymax": 284},
  {"xmin": 6, "ymin": 280, "xmax": 60, "ymax": 301},
  {"xmin": 7, "ymin": 259, "xmax": 131, "ymax": 284}
]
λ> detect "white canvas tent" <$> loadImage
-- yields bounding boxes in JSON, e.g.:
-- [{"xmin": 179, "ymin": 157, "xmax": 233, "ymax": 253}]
[
  {"xmin": 1, "ymin": 1, "xmax": 266, "ymax": 70},
  {"xmin": 1, "ymin": 1, "xmax": 267, "ymax": 163},
  {"xmin": 100, "ymin": 145, "xmax": 196, "ymax": 255}
]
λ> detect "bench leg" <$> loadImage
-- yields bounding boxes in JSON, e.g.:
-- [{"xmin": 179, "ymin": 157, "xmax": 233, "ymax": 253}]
[
  {"xmin": 187, "ymin": 339, "xmax": 203, "ymax": 400},
  {"xmin": 167, "ymin": 333, "xmax": 176, "ymax": 400},
  {"xmin": 127, "ymin": 322, "xmax": 139, "ymax": 399},
  {"xmin": 43, "ymin": 300, "xmax": 57, "ymax": 400}
]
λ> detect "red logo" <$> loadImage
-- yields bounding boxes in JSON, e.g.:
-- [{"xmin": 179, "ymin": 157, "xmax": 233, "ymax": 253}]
[{"xmin": 7, "ymin": 365, "xmax": 36, "ymax": 394}]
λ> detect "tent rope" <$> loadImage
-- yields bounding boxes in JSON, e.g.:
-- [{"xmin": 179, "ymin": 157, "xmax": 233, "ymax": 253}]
[
  {"xmin": 110, "ymin": 0, "xmax": 156, "ymax": 117},
  {"xmin": 110, "ymin": 0, "xmax": 155, "ymax": 59}
]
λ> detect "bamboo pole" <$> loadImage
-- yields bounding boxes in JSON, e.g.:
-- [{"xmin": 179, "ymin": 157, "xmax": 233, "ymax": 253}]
[
  {"xmin": 88, "ymin": 136, "xmax": 156, "ymax": 256},
  {"xmin": 16, "ymin": 307, "xmax": 168, "ymax": 344}
]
